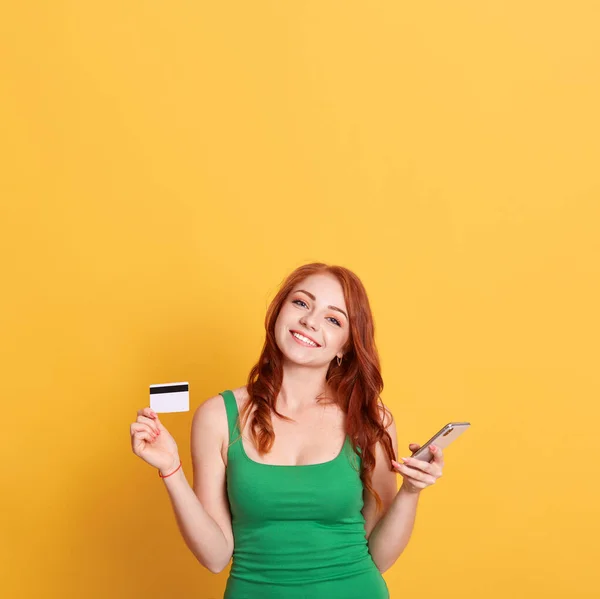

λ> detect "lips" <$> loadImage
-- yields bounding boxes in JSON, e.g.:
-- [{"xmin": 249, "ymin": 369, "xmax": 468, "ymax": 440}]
[{"xmin": 289, "ymin": 330, "xmax": 321, "ymax": 347}]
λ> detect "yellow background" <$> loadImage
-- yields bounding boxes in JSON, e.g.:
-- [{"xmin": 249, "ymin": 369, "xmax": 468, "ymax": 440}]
[{"xmin": 2, "ymin": 2, "xmax": 599, "ymax": 598}]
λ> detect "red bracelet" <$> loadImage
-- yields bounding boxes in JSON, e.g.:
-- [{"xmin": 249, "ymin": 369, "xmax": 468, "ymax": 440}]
[{"xmin": 159, "ymin": 460, "xmax": 182, "ymax": 479}]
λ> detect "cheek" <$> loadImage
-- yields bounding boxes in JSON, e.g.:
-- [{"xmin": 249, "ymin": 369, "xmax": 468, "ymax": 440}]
[
  {"xmin": 275, "ymin": 306, "xmax": 291, "ymax": 328},
  {"xmin": 327, "ymin": 327, "xmax": 349, "ymax": 350},
  {"xmin": 274, "ymin": 308, "xmax": 293, "ymax": 339}
]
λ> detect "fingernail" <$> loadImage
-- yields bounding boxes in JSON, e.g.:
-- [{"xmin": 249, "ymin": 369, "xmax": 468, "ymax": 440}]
[
  {"xmin": 401, "ymin": 457, "xmax": 411, "ymax": 462},
  {"xmin": 430, "ymin": 445, "xmax": 436, "ymax": 452}
]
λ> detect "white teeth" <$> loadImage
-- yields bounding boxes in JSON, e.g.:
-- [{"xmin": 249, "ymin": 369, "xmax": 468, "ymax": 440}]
[{"xmin": 292, "ymin": 332, "xmax": 317, "ymax": 346}]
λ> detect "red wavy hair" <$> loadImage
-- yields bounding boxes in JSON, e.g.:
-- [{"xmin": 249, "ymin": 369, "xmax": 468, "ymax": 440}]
[{"xmin": 239, "ymin": 262, "xmax": 396, "ymax": 513}]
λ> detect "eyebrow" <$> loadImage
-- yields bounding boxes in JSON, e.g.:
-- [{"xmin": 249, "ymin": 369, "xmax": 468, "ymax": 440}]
[{"xmin": 294, "ymin": 289, "xmax": 348, "ymax": 320}]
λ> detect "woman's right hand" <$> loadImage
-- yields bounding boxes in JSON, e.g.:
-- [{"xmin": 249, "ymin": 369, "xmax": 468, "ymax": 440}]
[{"xmin": 130, "ymin": 408, "xmax": 180, "ymax": 475}]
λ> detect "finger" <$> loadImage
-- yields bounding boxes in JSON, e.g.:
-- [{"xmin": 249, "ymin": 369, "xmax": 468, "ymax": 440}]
[
  {"xmin": 400, "ymin": 458, "xmax": 428, "ymax": 477},
  {"xmin": 137, "ymin": 408, "xmax": 166, "ymax": 431},
  {"xmin": 399, "ymin": 456, "xmax": 433, "ymax": 474},
  {"xmin": 150, "ymin": 411, "xmax": 165, "ymax": 431},
  {"xmin": 130, "ymin": 422, "xmax": 159, "ymax": 441},
  {"xmin": 430, "ymin": 444, "xmax": 444, "ymax": 466},
  {"xmin": 131, "ymin": 429, "xmax": 154, "ymax": 453},
  {"xmin": 394, "ymin": 462, "xmax": 437, "ymax": 485},
  {"xmin": 137, "ymin": 414, "xmax": 160, "ymax": 435},
  {"xmin": 405, "ymin": 480, "xmax": 429, "ymax": 491},
  {"xmin": 133, "ymin": 430, "xmax": 154, "ymax": 443},
  {"xmin": 395, "ymin": 462, "xmax": 424, "ymax": 478},
  {"xmin": 392, "ymin": 460, "xmax": 425, "ymax": 477},
  {"xmin": 408, "ymin": 443, "xmax": 420, "ymax": 451},
  {"xmin": 137, "ymin": 407, "xmax": 158, "ymax": 421}
]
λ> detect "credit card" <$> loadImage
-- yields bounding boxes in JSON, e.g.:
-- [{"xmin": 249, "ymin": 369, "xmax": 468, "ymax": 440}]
[{"xmin": 149, "ymin": 382, "xmax": 189, "ymax": 413}]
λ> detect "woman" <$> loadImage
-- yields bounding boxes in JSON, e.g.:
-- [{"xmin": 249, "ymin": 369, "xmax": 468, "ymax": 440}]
[{"xmin": 130, "ymin": 262, "xmax": 444, "ymax": 598}]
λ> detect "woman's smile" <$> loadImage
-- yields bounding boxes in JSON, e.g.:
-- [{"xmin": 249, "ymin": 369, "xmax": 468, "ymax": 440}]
[{"xmin": 290, "ymin": 330, "xmax": 321, "ymax": 348}]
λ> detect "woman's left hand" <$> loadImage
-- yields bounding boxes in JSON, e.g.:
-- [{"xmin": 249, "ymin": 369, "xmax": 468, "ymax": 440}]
[{"xmin": 391, "ymin": 443, "xmax": 444, "ymax": 494}]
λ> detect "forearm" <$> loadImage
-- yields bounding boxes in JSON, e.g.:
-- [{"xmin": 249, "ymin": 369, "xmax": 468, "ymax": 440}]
[
  {"xmin": 367, "ymin": 486, "xmax": 421, "ymax": 573},
  {"xmin": 161, "ymin": 466, "xmax": 232, "ymax": 573}
]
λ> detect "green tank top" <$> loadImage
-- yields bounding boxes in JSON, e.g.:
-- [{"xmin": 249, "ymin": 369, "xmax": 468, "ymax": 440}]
[{"xmin": 221, "ymin": 390, "xmax": 389, "ymax": 599}]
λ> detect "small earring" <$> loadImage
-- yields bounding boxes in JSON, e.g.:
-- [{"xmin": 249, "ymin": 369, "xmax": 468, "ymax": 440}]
[{"xmin": 337, "ymin": 355, "xmax": 343, "ymax": 366}]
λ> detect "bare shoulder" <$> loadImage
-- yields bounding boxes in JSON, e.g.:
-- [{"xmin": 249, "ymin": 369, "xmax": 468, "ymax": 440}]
[
  {"xmin": 192, "ymin": 385, "xmax": 248, "ymax": 417},
  {"xmin": 191, "ymin": 386, "xmax": 250, "ymax": 462},
  {"xmin": 192, "ymin": 392, "xmax": 226, "ymax": 430},
  {"xmin": 231, "ymin": 385, "xmax": 251, "ymax": 408},
  {"xmin": 229, "ymin": 385, "xmax": 255, "ymax": 423}
]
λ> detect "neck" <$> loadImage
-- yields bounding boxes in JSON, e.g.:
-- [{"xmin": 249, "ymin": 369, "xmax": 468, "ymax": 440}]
[{"xmin": 278, "ymin": 360, "xmax": 332, "ymax": 412}]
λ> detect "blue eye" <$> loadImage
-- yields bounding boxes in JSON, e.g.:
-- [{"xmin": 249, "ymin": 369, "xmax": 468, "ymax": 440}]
[{"xmin": 292, "ymin": 299, "xmax": 342, "ymax": 327}]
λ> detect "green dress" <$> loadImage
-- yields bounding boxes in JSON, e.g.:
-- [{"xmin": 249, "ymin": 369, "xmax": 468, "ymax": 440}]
[{"xmin": 221, "ymin": 390, "xmax": 390, "ymax": 599}]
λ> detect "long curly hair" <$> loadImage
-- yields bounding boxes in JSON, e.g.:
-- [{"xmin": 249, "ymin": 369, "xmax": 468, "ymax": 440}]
[{"xmin": 239, "ymin": 262, "xmax": 396, "ymax": 513}]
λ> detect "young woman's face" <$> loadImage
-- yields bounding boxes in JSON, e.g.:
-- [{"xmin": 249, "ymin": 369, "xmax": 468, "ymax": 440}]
[{"xmin": 274, "ymin": 272, "xmax": 351, "ymax": 367}]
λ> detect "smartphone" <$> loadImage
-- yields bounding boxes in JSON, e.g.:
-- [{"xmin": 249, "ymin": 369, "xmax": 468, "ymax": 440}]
[{"xmin": 410, "ymin": 422, "xmax": 471, "ymax": 462}]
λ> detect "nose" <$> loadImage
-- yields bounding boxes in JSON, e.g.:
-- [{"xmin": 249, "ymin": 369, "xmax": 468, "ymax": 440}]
[{"xmin": 299, "ymin": 313, "xmax": 318, "ymax": 331}]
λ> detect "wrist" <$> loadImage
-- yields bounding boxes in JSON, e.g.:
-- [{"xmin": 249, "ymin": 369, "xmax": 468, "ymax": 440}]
[
  {"xmin": 159, "ymin": 457, "xmax": 181, "ymax": 478},
  {"xmin": 399, "ymin": 482, "xmax": 422, "ymax": 497}
]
